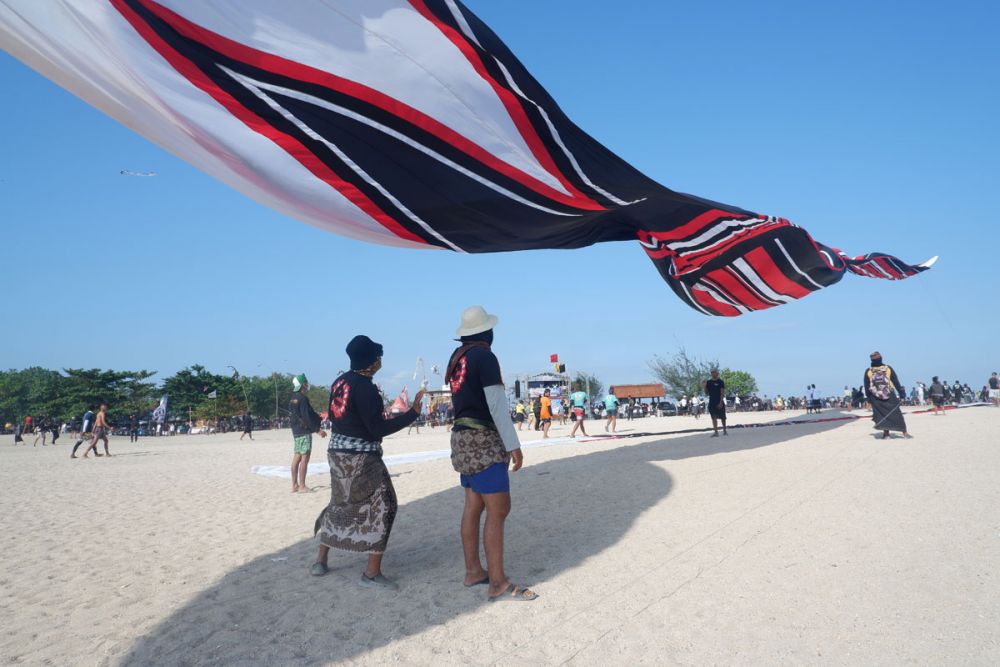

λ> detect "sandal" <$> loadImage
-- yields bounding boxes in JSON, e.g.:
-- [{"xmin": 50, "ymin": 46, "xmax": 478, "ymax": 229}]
[
  {"xmin": 488, "ymin": 583, "xmax": 538, "ymax": 602},
  {"xmin": 309, "ymin": 562, "xmax": 329, "ymax": 577},
  {"xmin": 359, "ymin": 573, "xmax": 399, "ymax": 591}
]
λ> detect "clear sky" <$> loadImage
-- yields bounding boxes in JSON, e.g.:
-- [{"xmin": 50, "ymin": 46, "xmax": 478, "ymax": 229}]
[{"xmin": 2, "ymin": 0, "xmax": 998, "ymax": 399}]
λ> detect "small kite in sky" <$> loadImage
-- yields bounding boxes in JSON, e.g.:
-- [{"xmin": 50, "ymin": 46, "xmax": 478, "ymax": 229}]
[
  {"xmin": 0, "ymin": 0, "xmax": 934, "ymax": 316},
  {"xmin": 120, "ymin": 169, "xmax": 158, "ymax": 177}
]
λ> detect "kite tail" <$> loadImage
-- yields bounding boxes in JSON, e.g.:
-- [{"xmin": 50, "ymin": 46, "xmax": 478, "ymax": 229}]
[{"xmin": 637, "ymin": 210, "xmax": 933, "ymax": 317}]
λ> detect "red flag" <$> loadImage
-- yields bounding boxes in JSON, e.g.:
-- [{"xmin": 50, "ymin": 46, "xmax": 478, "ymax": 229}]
[{"xmin": 550, "ymin": 354, "xmax": 559, "ymax": 363}]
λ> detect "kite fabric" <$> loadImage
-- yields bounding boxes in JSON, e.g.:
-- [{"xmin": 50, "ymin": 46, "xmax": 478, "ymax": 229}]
[{"xmin": 0, "ymin": 0, "xmax": 935, "ymax": 316}]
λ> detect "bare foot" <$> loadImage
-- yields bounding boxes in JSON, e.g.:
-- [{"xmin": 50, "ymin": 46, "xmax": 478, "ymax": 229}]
[
  {"xmin": 70, "ymin": 455, "xmax": 78, "ymax": 459},
  {"xmin": 292, "ymin": 485, "xmax": 300, "ymax": 493},
  {"xmin": 464, "ymin": 568, "xmax": 489, "ymax": 586},
  {"xmin": 95, "ymin": 453, "xmax": 104, "ymax": 457}
]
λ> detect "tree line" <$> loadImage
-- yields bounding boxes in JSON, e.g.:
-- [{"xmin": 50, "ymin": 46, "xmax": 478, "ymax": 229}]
[
  {"xmin": 0, "ymin": 365, "xmax": 328, "ymax": 426},
  {"xmin": 647, "ymin": 348, "xmax": 759, "ymax": 398}
]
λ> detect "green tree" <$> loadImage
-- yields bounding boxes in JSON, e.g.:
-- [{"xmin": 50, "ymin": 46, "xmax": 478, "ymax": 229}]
[
  {"xmin": 719, "ymin": 368, "xmax": 758, "ymax": 397},
  {"xmin": 0, "ymin": 367, "xmax": 65, "ymax": 424},
  {"xmin": 647, "ymin": 348, "xmax": 719, "ymax": 398},
  {"xmin": 161, "ymin": 365, "xmax": 239, "ymax": 418},
  {"xmin": 60, "ymin": 368, "xmax": 158, "ymax": 421},
  {"xmin": 570, "ymin": 372, "xmax": 604, "ymax": 399},
  {"xmin": 305, "ymin": 384, "xmax": 329, "ymax": 415}
]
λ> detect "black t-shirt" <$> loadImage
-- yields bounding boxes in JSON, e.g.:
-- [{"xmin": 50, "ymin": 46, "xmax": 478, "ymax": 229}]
[
  {"xmin": 990, "ymin": 377, "xmax": 999, "ymax": 390},
  {"xmin": 450, "ymin": 346, "xmax": 503, "ymax": 426},
  {"xmin": 82, "ymin": 410, "xmax": 95, "ymax": 433},
  {"xmin": 705, "ymin": 378, "xmax": 725, "ymax": 405},
  {"xmin": 328, "ymin": 371, "xmax": 416, "ymax": 442},
  {"xmin": 289, "ymin": 393, "xmax": 321, "ymax": 436}
]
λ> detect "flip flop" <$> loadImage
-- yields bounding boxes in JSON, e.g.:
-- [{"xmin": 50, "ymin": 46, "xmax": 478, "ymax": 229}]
[
  {"xmin": 464, "ymin": 573, "xmax": 489, "ymax": 587},
  {"xmin": 488, "ymin": 583, "xmax": 538, "ymax": 602},
  {"xmin": 309, "ymin": 562, "xmax": 329, "ymax": 577}
]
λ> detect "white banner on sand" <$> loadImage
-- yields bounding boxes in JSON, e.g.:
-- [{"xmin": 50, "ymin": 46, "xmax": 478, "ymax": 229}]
[{"xmin": 250, "ymin": 435, "xmax": 611, "ymax": 479}]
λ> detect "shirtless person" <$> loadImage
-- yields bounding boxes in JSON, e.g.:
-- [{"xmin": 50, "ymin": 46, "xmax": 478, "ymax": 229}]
[{"xmin": 82, "ymin": 403, "xmax": 112, "ymax": 458}]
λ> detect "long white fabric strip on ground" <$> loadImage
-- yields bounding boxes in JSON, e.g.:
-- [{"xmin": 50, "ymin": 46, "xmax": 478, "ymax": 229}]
[{"xmin": 250, "ymin": 434, "xmax": 614, "ymax": 479}]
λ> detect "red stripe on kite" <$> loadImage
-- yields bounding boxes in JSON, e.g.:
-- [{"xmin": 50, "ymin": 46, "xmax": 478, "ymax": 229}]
[
  {"xmin": 132, "ymin": 0, "xmax": 604, "ymax": 212},
  {"xmin": 406, "ymin": 0, "xmax": 604, "ymax": 210},
  {"xmin": 690, "ymin": 286, "xmax": 741, "ymax": 317},
  {"xmin": 114, "ymin": 0, "xmax": 428, "ymax": 245},
  {"xmin": 705, "ymin": 268, "xmax": 774, "ymax": 311},
  {"xmin": 743, "ymin": 246, "xmax": 812, "ymax": 298}
]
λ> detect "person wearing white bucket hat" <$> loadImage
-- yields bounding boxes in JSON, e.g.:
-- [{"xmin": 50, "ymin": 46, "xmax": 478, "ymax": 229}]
[{"xmin": 445, "ymin": 306, "xmax": 538, "ymax": 602}]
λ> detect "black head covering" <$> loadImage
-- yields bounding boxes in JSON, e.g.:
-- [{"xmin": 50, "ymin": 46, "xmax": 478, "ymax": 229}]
[
  {"xmin": 459, "ymin": 329, "xmax": 494, "ymax": 345},
  {"xmin": 346, "ymin": 335, "xmax": 384, "ymax": 370}
]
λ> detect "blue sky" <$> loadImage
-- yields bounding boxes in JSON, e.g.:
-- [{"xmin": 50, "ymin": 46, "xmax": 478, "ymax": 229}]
[{"xmin": 2, "ymin": 0, "xmax": 998, "ymax": 398}]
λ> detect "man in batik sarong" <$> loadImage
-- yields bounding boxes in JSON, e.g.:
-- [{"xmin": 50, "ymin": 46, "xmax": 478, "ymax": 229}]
[
  {"xmin": 311, "ymin": 336, "xmax": 424, "ymax": 590},
  {"xmin": 447, "ymin": 306, "xmax": 538, "ymax": 602},
  {"xmin": 863, "ymin": 351, "xmax": 912, "ymax": 440}
]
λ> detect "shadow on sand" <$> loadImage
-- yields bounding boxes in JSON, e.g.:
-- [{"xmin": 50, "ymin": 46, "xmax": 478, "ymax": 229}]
[{"xmin": 121, "ymin": 414, "xmax": 851, "ymax": 666}]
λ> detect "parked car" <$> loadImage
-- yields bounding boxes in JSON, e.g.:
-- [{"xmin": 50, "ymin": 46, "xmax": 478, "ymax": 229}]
[{"xmin": 656, "ymin": 401, "xmax": 678, "ymax": 416}]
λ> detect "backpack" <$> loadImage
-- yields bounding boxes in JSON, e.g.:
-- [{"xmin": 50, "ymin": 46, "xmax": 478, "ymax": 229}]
[{"xmin": 868, "ymin": 366, "xmax": 893, "ymax": 401}]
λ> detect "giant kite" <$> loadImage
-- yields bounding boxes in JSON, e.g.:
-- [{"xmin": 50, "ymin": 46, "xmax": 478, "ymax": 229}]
[{"xmin": 0, "ymin": 0, "xmax": 934, "ymax": 316}]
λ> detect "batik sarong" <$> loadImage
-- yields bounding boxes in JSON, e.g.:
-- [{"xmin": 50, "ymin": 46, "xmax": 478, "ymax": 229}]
[
  {"xmin": 871, "ymin": 396, "xmax": 907, "ymax": 432},
  {"xmin": 450, "ymin": 427, "xmax": 509, "ymax": 476},
  {"xmin": 314, "ymin": 450, "xmax": 397, "ymax": 554}
]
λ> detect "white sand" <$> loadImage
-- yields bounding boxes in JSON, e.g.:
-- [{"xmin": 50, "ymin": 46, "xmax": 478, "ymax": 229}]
[{"xmin": 2, "ymin": 407, "xmax": 998, "ymax": 666}]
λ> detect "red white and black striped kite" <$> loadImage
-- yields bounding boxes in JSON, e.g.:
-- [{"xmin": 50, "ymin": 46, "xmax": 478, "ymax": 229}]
[{"xmin": 0, "ymin": 0, "xmax": 934, "ymax": 316}]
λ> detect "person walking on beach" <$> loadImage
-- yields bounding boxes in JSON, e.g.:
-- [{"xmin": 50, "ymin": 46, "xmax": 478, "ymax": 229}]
[
  {"xmin": 604, "ymin": 391, "xmax": 619, "ymax": 433},
  {"xmin": 539, "ymin": 388, "xmax": 553, "ymax": 438},
  {"xmin": 290, "ymin": 374, "xmax": 327, "ymax": 494},
  {"xmin": 312, "ymin": 335, "xmax": 424, "ymax": 589},
  {"xmin": 569, "ymin": 388, "xmax": 589, "ymax": 438},
  {"xmin": 863, "ymin": 352, "xmax": 911, "ymax": 439},
  {"xmin": 82, "ymin": 403, "xmax": 112, "ymax": 457},
  {"xmin": 32, "ymin": 417, "xmax": 49, "ymax": 446},
  {"xmin": 128, "ymin": 413, "xmax": 139, "ymax": 443},
  {"xmin": 704, "ymin": 369, "xmax": 728, "ymax": 437},
  {"xmin": 988, "ymin": 372, "xmax": 1000, "ymax": 407},
  {"xmin": 928, "ymin": 376, "xmax": 946, "ymax": 415},
  {"xmin": 239, "ymin": 412, "xmax": 253, "ymax": 440},
  {"xmin": 13, "ymin": 422, "xmax": 25, "ymax": 446},
  {"xmin": 446, "ymin": 306, "xmax": 536, "ymax": 601},
  {"xmin": 531, "ymin": 397, "xmax": 541, "ymax": 431},
  {"xmin": 514, "ymin": 400, "xmax": 526, "ymax": 431},
  {"xmin": 71, "ymin": 406, "xmax": 97, "ymax": 458}
]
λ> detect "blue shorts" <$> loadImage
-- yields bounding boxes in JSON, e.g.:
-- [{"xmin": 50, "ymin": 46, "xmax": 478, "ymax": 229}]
[{"xmin": 460, "ymin": 462, "xmax": 510, "ymax": 494}]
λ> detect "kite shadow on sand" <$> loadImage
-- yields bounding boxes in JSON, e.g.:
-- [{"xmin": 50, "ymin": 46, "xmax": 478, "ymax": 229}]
[{"xmin": 121, "ymin": 415, "xmax": 850, "ymax": 666}]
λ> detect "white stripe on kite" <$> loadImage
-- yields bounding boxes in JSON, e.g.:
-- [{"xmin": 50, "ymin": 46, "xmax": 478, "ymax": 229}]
[
  {"xmin": 678, "ymin": 281, "xmax": 713, "ymax": 316},
  {"xmin": 669, "ymin": 217, "xmax": 766, "ymax": 252},
  {"xmin": 490, "ymin": 57, "xmax": 641, "ymax": 208},
  {"xmin": 444, "ymin": 0, "xmax": 484, "ymax": 49},
  {"xmin": 774, "ymin": 239, "xmax": 825, "ymax": 289},
  {"xmin": 224, "ymin": 68, "xmax": 579, "ymax": 222},
  {"xmin": 731, "ymin": 258, "xmax": 792, "ymax": 303},
  {"xmin": 694, "ymin": 282, "xmax": 750, "ymax": 315},
  {"xmin": 443, "ymin": 0, "xmax": 638, "ymax": 208},
  {"xmin": 227, "ymin": 71, "xmax": 465, "ymax": 251}
]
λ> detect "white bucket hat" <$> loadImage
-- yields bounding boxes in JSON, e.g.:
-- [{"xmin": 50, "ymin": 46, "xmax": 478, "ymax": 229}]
[{"xmin": 455, "ymin": 305, "xmax": 498, "ymax": 337}]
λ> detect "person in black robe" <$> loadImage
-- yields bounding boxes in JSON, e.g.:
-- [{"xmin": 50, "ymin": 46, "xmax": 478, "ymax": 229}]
[{"xmin": 863, "ymin": 351, "xmax": 911, "ymax": 439}]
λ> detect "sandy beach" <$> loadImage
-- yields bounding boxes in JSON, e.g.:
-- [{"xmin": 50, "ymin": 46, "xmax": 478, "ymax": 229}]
[{"xmin": 2, "ymin": 406, "xmax": 998, "ymax": 666}]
